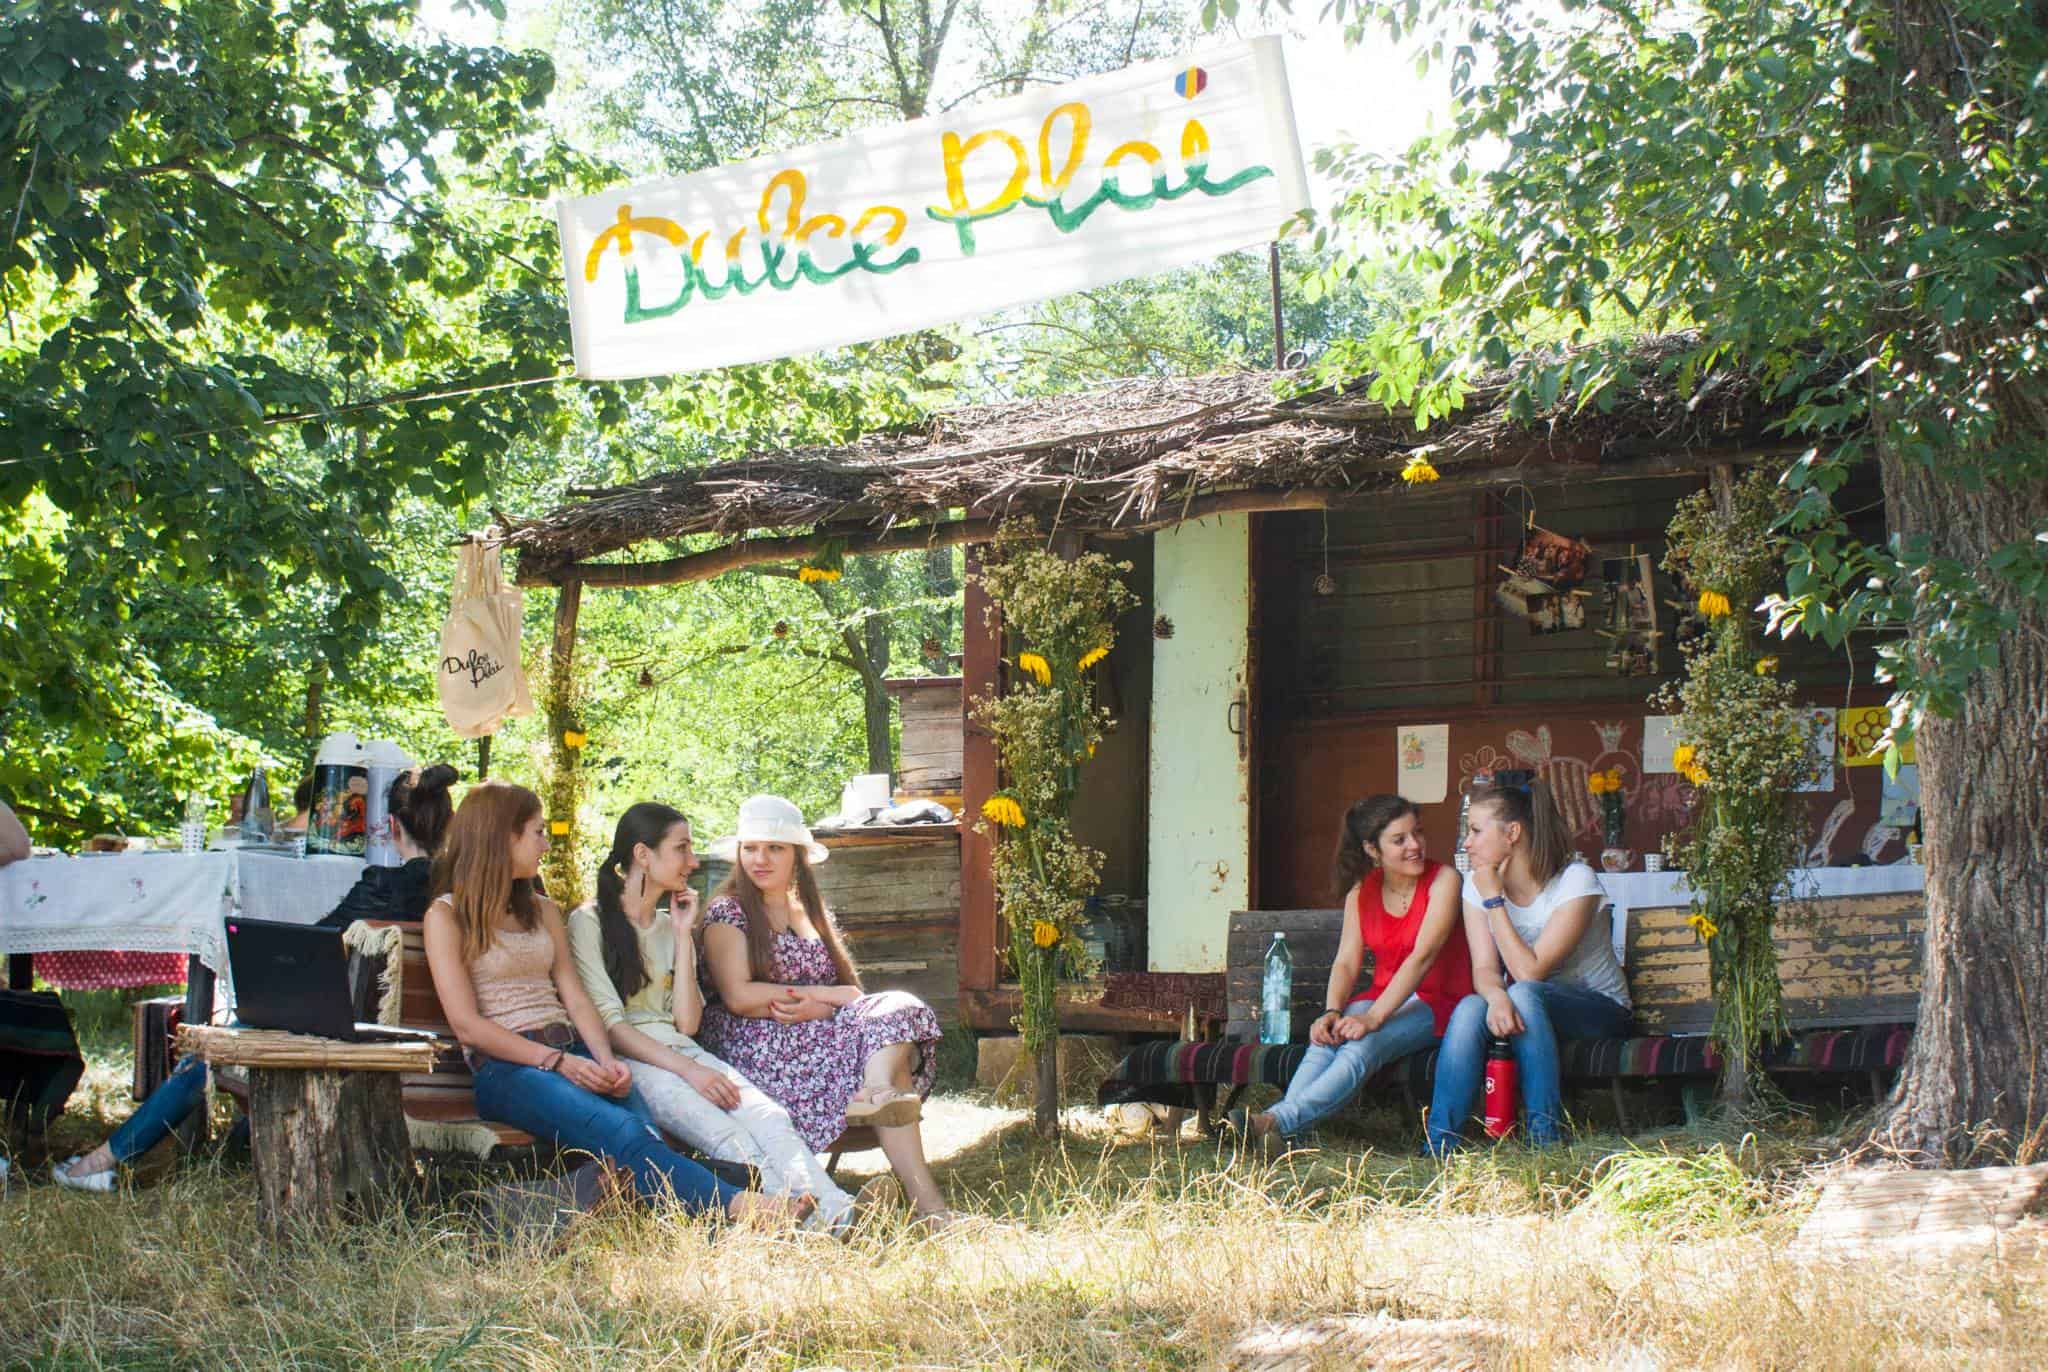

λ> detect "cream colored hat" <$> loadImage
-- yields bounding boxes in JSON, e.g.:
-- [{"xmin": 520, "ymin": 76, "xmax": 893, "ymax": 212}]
[{"xmin": 708, "ymin": 794, "xmax": 829, "ymax": 865}]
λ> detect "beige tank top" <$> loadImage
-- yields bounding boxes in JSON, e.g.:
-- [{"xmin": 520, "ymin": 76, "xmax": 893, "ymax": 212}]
[{"xmin": 466, "ymin": 921, "xmax": 566, "ymax": 1034}]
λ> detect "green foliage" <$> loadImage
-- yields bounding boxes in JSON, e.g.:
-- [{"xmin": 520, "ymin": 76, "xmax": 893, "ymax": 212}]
[
  {"xmin": 1303, "ymin": 0, "xmax": 2048, "ymax": 743},
  {"xmin": 971, "ymin": 526, "xmax": 1136, "ymax": 1056},
  {"xmin": 1586, "ymin": 1142, "xmax": 1771, "ymax": 1237},
  {"xmin": 1654, "ymin": 474, "xmax": 1811, "ymax": 1102}
]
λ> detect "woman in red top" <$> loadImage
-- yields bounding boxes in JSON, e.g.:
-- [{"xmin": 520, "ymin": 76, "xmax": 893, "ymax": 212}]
[{"xmin": 1230, "ymin": 794, "xmax": 1469, "ymax": 1145}]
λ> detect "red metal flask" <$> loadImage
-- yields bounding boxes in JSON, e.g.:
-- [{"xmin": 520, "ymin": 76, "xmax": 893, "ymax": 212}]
[{"xmin": 1482, "ymin": 1035, "xmax": 1519, "ymax": 1138}]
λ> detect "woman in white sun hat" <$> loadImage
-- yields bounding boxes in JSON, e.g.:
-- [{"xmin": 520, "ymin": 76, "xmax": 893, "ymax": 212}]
[{"xmin": 697, "ymin": 794, "xmax": 958, "ymax": 1228}]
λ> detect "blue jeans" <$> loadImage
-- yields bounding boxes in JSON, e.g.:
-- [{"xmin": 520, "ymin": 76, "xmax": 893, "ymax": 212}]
[
  {"xmin": 106, "ymin": 1056, "xmax": 209, "ymax": 1163},
  {"xmin": 1266, "ymin": 998, "xmax": 1437, "ymax": 1137},
  {"xmin": 1427, "ymin": 981, "xmax": 1631, "ymax": 1152},
  {"xmin": 471, "ymin": 1043, "xmax": 741, "ymax": 1215}
]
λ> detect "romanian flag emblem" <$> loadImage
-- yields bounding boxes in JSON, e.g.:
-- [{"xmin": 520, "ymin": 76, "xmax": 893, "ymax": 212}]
[{"xmin": 1174, "ymin": 67, "xmax": 1208, "ymax": 99}]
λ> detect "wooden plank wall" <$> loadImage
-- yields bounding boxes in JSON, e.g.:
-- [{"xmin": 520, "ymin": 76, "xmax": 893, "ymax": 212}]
[
  {"xmin": 1628, "ymin": 891, "xmax": 1925, "ymax": 1034},
  {"xmin": 1225, "ymin": 909, "xmax": 1345, "ymax": 1041},
  {"xmin": 699, "ymin": 829, "xmax": 963, "ymax": 1025}
]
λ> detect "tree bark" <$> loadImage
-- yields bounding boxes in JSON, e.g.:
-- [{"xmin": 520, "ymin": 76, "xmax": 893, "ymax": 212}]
[
  {"xmin": 1858, "ymin": 1, "xmax": 2048, "ymax": 1165},
  {"xmin": 247, "ymin": 1067, "xmax": 413, "ymax": 1235},
  {"xmin": 1873, "ymin": 452, "xmax": 2048, "ymax": 1164}
]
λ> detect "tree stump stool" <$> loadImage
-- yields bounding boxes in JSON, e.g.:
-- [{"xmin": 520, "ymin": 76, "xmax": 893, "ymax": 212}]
[{"xmin": 179, "ymin": 1024, "xmax": 435, "ymax": 1235}]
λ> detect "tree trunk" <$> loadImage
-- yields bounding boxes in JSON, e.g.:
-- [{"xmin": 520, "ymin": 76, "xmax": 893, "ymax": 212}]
[
  {"xmin": 1873, "ymin": 452, "xmax": 2048, "ymax": 1165},
  {"xmin": 861, "ymin": 606, "xmax": 894, "ymax": 780},
  {"xmin": 1857, "ymin": 0, "xmax": 2048, "ymax": 1165},
  {"xmin": 247, "ymin": 1067, "xmax": 413, "ymax": 1235}
]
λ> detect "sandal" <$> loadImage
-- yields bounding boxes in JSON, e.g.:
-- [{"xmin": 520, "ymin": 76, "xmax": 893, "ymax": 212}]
[{"xmin": 844, "ymin": 1087, "xmax": 923, "ymax": 1128}]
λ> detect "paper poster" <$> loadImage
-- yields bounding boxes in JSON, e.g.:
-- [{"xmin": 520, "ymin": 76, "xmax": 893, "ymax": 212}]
[
  {"xmin": 1396, "ymin": 724, "xmax": 1449, "ymax": 804},
  {"xmin": 1642, "ymin": 715, "xmax": 1683, "ymax": 773},
  {"xmin": 1879, "ymin": 764, "xmax": 1922, "ymax": 828},
  {"xmin": 1794, "ymin": 708, "xmax": 1837, "ymax": 792},
  {"xmin": 1839, "ymin": 704, "xmax": 1916, "ymax": 767}
]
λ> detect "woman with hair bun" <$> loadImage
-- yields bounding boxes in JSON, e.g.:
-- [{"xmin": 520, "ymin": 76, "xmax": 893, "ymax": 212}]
[
  {"xmin": 1425, "ymin": 778, "xmax": 1629, "ymax": 1155},
  {"xmin": 1227, "ymin": 794, "xmax": 1468, "ymax": 1147},
  {"xmin": 319, "ymin": 763, "xmax": 461, "ymax": 927},
  {"xmin": 53, "ymin": 762, "xmax": 463, "ymax": 1192},
  {"xmin": 568, "ymin": 802, "xmax": 857, "ymax": 1231}
]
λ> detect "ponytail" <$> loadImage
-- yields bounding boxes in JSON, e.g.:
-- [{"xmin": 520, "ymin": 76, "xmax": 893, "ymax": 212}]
[
  {"xmin": 593, "ymin": 802, "xmax": 688, "ymax": 1004},
  {"xmin": 1330, "ymin": 793, "xmax": 1422, "ymax": 900},
  {"xmin": 1471, "ymin": 778, "xmax": 1575, "ymax": 886}
]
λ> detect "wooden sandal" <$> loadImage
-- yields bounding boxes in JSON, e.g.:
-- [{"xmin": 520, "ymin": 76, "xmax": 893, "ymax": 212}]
[{"xmin": 844, "ymin": 1088, "xmax": 923, "ymax": 1127}]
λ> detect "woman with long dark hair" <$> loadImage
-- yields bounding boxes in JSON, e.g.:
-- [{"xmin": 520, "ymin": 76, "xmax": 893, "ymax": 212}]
[
  {"xmin": 568, "ymin": 802, "xmax": 856, "ymax": 1230},
  {"xmin": 1426, "ymin": 779, "xmax": 1628, "ymax": 1154},
  {"xmin": 697, "ymin": 795, "xmax": 957, "ymax": 1228},
  {"xmin": 422, "ymin": 781, "xmax": 806, "ymax": 1223},
  {"xmin": 1227, "ymin": 794, "xmax": 1468, "ymax": 1147}
]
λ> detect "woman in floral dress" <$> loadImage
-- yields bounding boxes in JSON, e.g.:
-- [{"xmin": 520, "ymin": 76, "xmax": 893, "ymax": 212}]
[{"xmin": 698, "ymin": 795, "xmax": 957, "ymax": 1228}]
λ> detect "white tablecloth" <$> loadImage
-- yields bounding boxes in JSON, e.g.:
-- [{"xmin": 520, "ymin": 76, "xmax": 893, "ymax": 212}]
[
  {"xmin": 0, "ymin": 849, "xmax": 369, "ymax": 977},
  {"xmin": 1601, "ymin": 863, "xmax": 1925, "ymax": 965}
]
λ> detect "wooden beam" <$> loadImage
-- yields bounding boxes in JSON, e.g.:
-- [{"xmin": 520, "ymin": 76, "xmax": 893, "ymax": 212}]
[
  {"xmin": 958, "ymin": 545, "xmax": 1000, "ymax": 996},
  {"xmin": 518, "ymin": 518, "xmax": 1002, "ymax": 588}
]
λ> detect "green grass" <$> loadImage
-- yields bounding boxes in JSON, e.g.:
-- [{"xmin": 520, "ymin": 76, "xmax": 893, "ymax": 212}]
[{"xmin": 5, "ymin": 1027, "xmax": 2046, "ymax": 1369}]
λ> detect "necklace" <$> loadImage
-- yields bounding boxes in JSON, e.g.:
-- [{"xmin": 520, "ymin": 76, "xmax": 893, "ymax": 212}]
[{"xmin": 1380, "ymin": 874, "xmax": 1419, "ymax": 915}]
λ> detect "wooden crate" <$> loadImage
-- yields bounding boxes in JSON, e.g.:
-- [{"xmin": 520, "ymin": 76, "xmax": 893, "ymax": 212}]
[
  {"xmin": 885, "ymin": 676, "xmax": 963, "ymax": 796},
  {"xmin": 1226, "ymin": 909, "xmax": 1347, "ymax": 1042},
  {"xmin": 1626, "ymin": 891, "xmax": 1925, "ymax": 1034}
]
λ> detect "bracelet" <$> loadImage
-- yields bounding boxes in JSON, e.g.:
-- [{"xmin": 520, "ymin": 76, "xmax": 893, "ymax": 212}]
[
  {"xmin": 542, "ymin": 1050, "xmax": 565, "ymax": 1073},
  {"xmin": 1482, "ymin": 895, "xmax": 1508, "ymax": 910},
  {"xmin": 1324, "ymin": 1008, "xmax": 1347, "ymax": 1018}
]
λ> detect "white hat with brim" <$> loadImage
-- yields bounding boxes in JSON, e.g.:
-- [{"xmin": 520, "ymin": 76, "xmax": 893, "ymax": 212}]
[{"xmin": 708, "ymin": 794, "xmax": 829, "ymax": 865}]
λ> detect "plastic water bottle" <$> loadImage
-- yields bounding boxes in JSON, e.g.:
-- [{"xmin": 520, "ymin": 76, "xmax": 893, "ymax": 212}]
[
  {"xmin": 180, "ymin": 794, "xmax": 208, "ymax": 854},
  {"xmin": 1260, "ymin": 930, "xmax": 1293, "ymax": 1045}
]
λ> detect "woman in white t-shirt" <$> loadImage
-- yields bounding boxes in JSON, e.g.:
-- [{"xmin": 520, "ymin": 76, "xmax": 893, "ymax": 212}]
[{"xmin": 1424, "ymin": 778, "xmax": 1630, "ymax": 1153}]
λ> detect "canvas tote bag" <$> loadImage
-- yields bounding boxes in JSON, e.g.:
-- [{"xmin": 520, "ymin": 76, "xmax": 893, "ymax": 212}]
[{"xmin": 437, "ymin": 542, "xmax": 535, "ymax": 738}]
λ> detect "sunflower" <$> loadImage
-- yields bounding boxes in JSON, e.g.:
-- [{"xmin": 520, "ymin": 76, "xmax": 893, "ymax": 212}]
[
  {"xmin": 1400, "ymin": 454, "xmax": 1441, "ymax": 485},
  {"xmin": 1687, "ymin": 912, "xmax": 1719, "ymax": 941},
  {"xmin": 1754, "ymin": 656, "xmax": 1780, "ymax": 676},
  {"xmin": 1031, "ymin": 920, "xmax": 1061, "ymax": 949},
  {"xmin": 1017, "ymin": 651, "xmax": 1052, "ymax": 685},
  {"xmin": 1697, "ymin": 590, "xmax": 1733, "ymax": 617},
  {"xmin": 562, "ymin": 729, "xmax": 587, "ymax": 750},
  {"xmin": 797, "ymin": 565, "xmax": 842, "ymax": 583},
  {"xmin": 1077, "ymin": 645, "xmax": 1110, "ymax": 670}
]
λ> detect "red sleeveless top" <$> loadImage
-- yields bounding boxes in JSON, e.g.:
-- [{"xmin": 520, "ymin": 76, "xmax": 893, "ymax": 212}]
[{"xmin": 1355, "ymin": 861, "xmax": 1472, "ymax": 1035}]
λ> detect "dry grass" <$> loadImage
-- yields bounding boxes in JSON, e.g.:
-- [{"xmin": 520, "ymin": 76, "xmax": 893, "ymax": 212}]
[{"xmin": 5, "ymin": 1038, "xmax": 2048, "ymax": 1369}]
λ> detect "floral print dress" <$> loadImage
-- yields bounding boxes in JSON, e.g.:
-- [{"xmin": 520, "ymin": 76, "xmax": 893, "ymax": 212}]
[{"xmin": 696, "ymin": 896, "xmax": 941, "ymax": 1152}]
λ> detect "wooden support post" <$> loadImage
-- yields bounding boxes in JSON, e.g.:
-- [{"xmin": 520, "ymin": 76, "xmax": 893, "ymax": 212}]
[
  {"xmin": 246, "ymin": 1066, "xmax": 412, "ymax": 1235},
  {"xmin": 1610, "ymin": 1078, "xmax": 1632, "ymax": 1134},
  {"xmin": 541, "ymin": 578, "xmax": 586, "ymax": 906},
  {"xmin": 7, "ymin": 954, "xmax": 31, "ymax": 991},
  {"xmin": 958, "ymin": 548, "xmax": 1000, "ymax": 1008}
]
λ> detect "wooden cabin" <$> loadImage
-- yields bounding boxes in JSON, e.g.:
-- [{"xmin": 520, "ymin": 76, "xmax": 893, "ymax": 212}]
[{"xmin": 506, "ymin": 336, "xmax": 1922, "ymax": 1040}]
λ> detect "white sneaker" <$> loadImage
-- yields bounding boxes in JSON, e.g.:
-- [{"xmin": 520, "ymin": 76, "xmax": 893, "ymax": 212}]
[{"xmin": 51, "ymin": 1156, "xmax": 114, "ymax": 1194}]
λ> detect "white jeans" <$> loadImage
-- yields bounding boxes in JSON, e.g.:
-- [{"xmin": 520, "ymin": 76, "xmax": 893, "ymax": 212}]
[{"xmin": 625, "ymin": 1046, "xmax": 854, "ymax": 1231}]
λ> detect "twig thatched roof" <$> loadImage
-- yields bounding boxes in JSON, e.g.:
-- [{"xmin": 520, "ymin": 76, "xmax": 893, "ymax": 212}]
[{"xmin": 509, "ymin": 333, "xmax": 1788, "ymax": 586}]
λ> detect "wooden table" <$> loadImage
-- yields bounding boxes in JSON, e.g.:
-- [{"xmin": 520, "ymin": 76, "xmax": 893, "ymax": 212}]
[{"xmin": 178, "ymin": 1023, "xmax": 435, "ymax": 1233}]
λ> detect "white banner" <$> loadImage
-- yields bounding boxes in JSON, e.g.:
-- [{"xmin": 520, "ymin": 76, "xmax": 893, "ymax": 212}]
[{"xmin": 557, "ymin": 37, "xmax": 1310, "ymax": 380}]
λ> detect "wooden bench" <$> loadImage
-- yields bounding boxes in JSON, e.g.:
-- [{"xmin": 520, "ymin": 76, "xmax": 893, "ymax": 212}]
[
  {"xmin": 345, "ymin": 921, "xmax": 878, "ymax": 1171},
  {"xmin": 1101, "ymin": 891, "xmax": 1924, "ymax": 1133}
]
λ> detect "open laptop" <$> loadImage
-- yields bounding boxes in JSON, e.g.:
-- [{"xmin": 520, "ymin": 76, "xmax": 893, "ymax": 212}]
[{"xmin": 223, "ymin": 916, "xmax": 438, "ymax": 1043}]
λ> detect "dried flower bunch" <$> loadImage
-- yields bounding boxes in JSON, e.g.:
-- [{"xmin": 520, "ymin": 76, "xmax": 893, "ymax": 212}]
[{"xmin": 969, "ymin": 523, "xmax": 1137, "ymax": 1079}]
